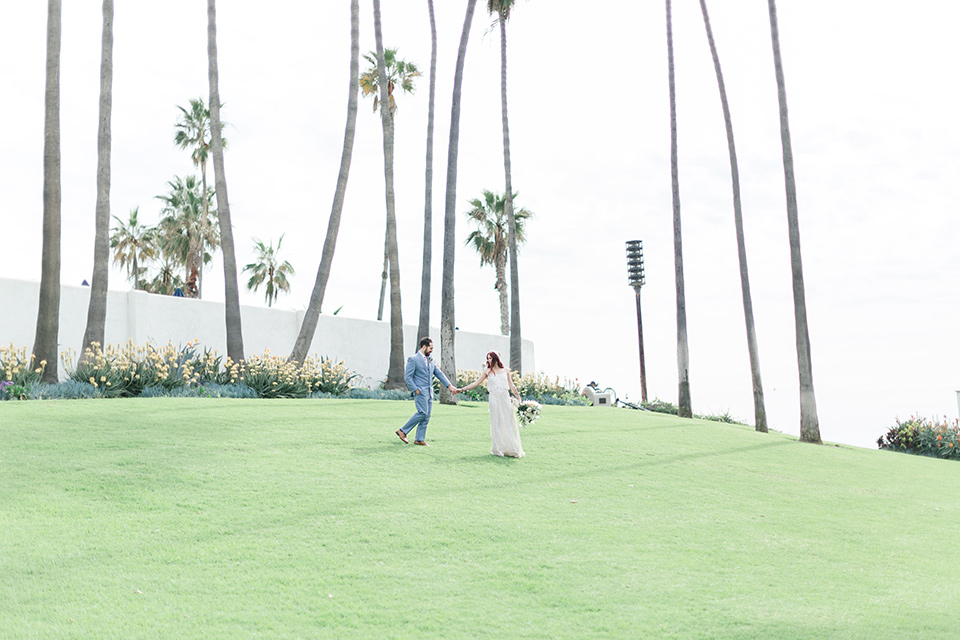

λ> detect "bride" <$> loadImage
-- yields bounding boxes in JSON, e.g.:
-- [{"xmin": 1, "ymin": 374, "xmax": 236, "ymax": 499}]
[{"xmin": 458, "ymin": 351, "xmax": 525, "ymax": 458}]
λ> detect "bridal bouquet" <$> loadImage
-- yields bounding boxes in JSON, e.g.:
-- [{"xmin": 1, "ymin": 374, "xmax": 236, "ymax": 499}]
[{"xmin": 515, "ymin": 399, "xmax": 542, "ymax": 428}]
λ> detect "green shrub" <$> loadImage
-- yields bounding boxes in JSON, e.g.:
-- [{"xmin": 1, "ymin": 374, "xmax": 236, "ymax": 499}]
[
  {"xmin": 3, "ymin": 341, "xmax": 585, "ymax": 409},
  {"xmin": 189, "ymin": 348, "xmax": 240, "ymax": 385},
  {"xmin": 345, "ymin": 388, "xmax": 411, "ymax": 401},
  {"xmin": 57, "ymin": 343, "xmax": 360, "ymax": 400},
  {"xmin": 635, "ymin": 398, "xmax": 743, "ymax": 423},
  {"xmin": 240, "ymin": 351, "xmax": 358, "ymax": 399},
  {"xmin": 140, "ymin": 386, "xmax": 202, "ymax": 398},
  {"xmin": 301, "ymin": 356, "xmax": 359, "ymax": 396},
  {"xmin": 538, "ymin": 393, "xmax": 590, "ymax": 406},
  {"xmin": 0, "ymin": 345, "xmax": 47, "ymax": 395},
  {"xmin": 201, "ymin": 383, "xmax": 258, "ymax": 399},
  {"xmin": 28, "ymin": 381, "xmax": 101, "ymax": 400},
  {"xmin": 878, "ymin": 416, "xmax": 960, "ymax": 460},
  {"xmin": 1, "ymin": 380, "xmax": 25, "ymax": 401},
  {"xmin": 511, "ymin": 371, "xmax": 581, "ymax": 402},
  {"xmin": 642, "ymin": 398, "xmax": 679, "ymax": 415},
  {"xmin": 3, "ymin": 381, "xmax": 41, "ymax": 401},
  {"xmin": 63, "ymin": 341, "xmax": 197, "ymax": 397},
  {"xmin": 241, "ymin": 352, "xmax": 308, "ymax": 398},
  {"xmin": 696, "ymin": 410, "xmax": 744, "ymax": 425}
]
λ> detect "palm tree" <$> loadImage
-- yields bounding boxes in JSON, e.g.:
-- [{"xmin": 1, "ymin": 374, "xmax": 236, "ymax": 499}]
[
  {"xmin": 376, "ymin": 235, "xmax": 389, "ymax": 322},
  {"xmin": 144, "ymin": 258, "xmax": 183, "ymax": 296},
  {"xmin": 359, "ymin": 46, "xmax": 419, "ymax": 323},
  {"xmin": 33, "ymin": 0, "xmax": 62, "ymax": 384},
  {"xmin": 174, "ymin": 97, "xmax": 225, "ymax": 299},
  {"xmin": 417, "ymin": 0, "xmax": 439, "ymax": 347},
  {"xmin": 666, "ymin": 0, "xmax": 692, "ymax": 418},
  {"xmin": 372, "ymin": 0, "xmax": 406, "ymax": 390},
  {"xmin": 81, "ymin": 0, "xmax": 114, "ymax": 363},
  {"xmin": 110, "ymin": 207, "xmax": 157, "ymax": 290},
  {"xmin": 243, "ymin": 235, "xmax": 295, "ymax": 308},
  {"xmin": 439, "ymin": 0, "xmax": 480, "ymax": 405},
  {"xmin": 698, "ymin": 0, "xmax": 767, "ymax": 433},
  {"xmin": 207, "ymin": 0, "xmax": 244, "ymax": 364},
  {"xmin": 359, "ymin": 48, "xmax": 420, "ymax": 115},
  {"xmin": 487, "ymin": 0, "xmax": 523, "ymax": 373},
  {"xmin": 766, "ymin": 0, "xmax": 820, "ymax": 444},
  {"xmin": 155, "ymin": 175, "xmax": 220, "ymax": 285},
  {"xmin": 288, "ymin": 0, "xmax": 360, "ymax": 366},
  {"xmin": 464, "ymin": 190, "xmax": 531, "ymax": 336}
]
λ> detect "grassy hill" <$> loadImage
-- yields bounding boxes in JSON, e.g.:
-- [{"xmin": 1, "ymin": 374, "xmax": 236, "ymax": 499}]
[{"xmin": 2, "ymin": 399, "xmax": 959, "ymax": 639}]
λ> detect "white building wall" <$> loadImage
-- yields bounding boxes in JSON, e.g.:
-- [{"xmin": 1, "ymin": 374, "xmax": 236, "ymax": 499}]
[{"xmin": 0, "ymin": 277, "xmax": 534, "ymax": 385}]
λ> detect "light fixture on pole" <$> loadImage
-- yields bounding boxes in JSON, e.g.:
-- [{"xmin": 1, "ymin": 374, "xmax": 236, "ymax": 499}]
[{"xmin": 626, "ymin": 240, "xmax": 647, "ymax": 403}]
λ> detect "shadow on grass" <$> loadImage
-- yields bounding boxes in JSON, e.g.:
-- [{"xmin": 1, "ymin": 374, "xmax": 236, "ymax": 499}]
[
  {"xmin": 336, "ymin": 437, "xmax": 797, "ymax": 511},
  {"xmin": 640, "ymin": 438, "xmax": 796, "ymax": 469},
  {"xmin": 452, "ymin": 454, "xmax": 522, "ymax": 464}
]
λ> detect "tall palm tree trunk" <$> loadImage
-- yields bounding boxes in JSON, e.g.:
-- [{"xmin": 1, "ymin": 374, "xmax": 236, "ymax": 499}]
[
  {"xmin": 81, "ymin": 0, "xmax": 113, "ymax": 363},
  {"xmin": 440, "ymin": 0, "xmax": 480, "ymax": 405},
  {"xmin": 767, "ymin": 0, "xmax": 820, "ymax": 443},
  {"xmin": 207, "ymin": 0, "xmax": 244, "ymax": 364},
  {"xmin": 495, "ymin": 255, "xmax": 509, "ymax": 336},
  {"xmin": 372, "ymin": 0, "xmax": 405, "ymax": 389},
  {"xmin": 197, "ymin": 160, "xmax": 208, "ymax": 298},
  {"xmin": 377, "ymin": 240, "xmax": 388, "ymax": 321},
  {"xmin": 666, "ymin": 0, "xmax": 692, "ymax": 417},
  {"xmin": 184, "ymin": 164, "xmax": 204, "ymax": 299},
  {"xmin": 288, "ymin": 0, "xmax": 359, "ymax": 365},
  {"xmin": 499, "ymin": 11, "xmax": 522, "ymax": 373},
  {"xmin": 417, "ymin": 0, "xmax": 438, "ymax": 342},
  {"xmin": 34, "ymin": 0, "xmax": 62, "ymax": 384},
  {"xmin": 267, "ymin": 264, "xmax": 275, "ymax": 308},
  {"xmin": 699, "ymin": 0, "xmax": 767, "ymax": 432}
]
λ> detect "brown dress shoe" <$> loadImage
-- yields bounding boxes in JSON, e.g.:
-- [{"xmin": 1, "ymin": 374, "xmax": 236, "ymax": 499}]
[
  {"xmin": 396, "ymin": 429, "xmax": 408, "ymax": 444},
  {"xmin": 413, "ymin": 441, "xmax": 431, "ymax": 447}
]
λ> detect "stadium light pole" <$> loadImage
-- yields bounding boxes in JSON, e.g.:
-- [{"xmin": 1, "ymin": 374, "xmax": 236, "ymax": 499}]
[{"xmin": 626, "ymin": 240, "xmax": 647, "ymax": 403}]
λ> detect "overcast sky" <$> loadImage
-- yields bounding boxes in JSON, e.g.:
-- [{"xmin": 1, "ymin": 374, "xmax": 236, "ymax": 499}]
[{"xmin": 2, "ymin": 1, "xmax": 958, "ymax": 448}]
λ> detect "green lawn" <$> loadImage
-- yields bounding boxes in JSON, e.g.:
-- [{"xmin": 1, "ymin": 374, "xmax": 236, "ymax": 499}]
[{"xmin": 2, "ymin": 399, "xmax": 959, "ymax": 639}]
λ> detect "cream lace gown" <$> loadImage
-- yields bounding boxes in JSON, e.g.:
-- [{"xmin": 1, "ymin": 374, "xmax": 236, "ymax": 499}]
[{"xmin": 487, "ymin": 371, "xmax": 525, "ymax": 458}]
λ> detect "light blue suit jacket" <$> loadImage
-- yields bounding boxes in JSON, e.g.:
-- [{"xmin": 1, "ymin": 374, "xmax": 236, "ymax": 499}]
[{"xmin": 404, "ymin": 352, "xmax": 452, "ymax": 399}]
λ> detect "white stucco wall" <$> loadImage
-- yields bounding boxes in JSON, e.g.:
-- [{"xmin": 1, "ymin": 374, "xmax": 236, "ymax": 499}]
[{"xmin": 0, "ymin": 277, "xmax": 534, "ymax": 384}]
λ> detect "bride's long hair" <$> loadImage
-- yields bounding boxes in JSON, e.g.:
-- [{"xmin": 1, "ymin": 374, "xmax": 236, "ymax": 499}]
[{"xmin": 486, "ymin": 351, "xmax": 504, "ymax": 373}]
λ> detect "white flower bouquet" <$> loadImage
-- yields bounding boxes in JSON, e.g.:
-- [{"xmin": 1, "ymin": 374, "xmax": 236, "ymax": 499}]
[{"xmin": 514, "ymin": 399, "xmax": 542, "ymax": 428}]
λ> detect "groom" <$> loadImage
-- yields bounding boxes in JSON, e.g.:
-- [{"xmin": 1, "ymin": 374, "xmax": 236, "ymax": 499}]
[{"xmin": 396, "ymin": 337, "xmax": 458, "ymax": 446}]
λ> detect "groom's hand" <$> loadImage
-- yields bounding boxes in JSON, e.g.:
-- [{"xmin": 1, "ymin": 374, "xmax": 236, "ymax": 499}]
[{"xmin": 448, "ymin": 384, "xmax": 459, "ymax": 394}]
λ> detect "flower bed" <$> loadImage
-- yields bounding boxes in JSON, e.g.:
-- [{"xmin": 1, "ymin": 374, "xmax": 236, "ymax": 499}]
[
  {"xmin": 3, "ymin": 342, "xmax": 584, "ymax": 406},
  {"xmin": 877, "ymin": 416, "xmax": 960, "ymax": 460}
]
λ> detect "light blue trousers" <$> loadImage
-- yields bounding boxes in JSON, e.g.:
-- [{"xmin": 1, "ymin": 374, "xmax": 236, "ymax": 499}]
[{"xmin": 400, "ymin": 392, "xmax": 432, "ymax": 441}]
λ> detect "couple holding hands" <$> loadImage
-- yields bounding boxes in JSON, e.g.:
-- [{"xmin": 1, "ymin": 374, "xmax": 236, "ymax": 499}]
[{"xmin": 395, "ymin": 337, "xmax": 525, "ymax": 458}]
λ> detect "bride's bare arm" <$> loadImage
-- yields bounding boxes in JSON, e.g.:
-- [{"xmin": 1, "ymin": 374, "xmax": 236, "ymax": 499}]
[
  {"xmin": 506, "ymin": 369, "xmax": 522, "ymax": 401},
  {"xmin": 461, "ymin": 370, "xmax": 488, "ymax": 391}
]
